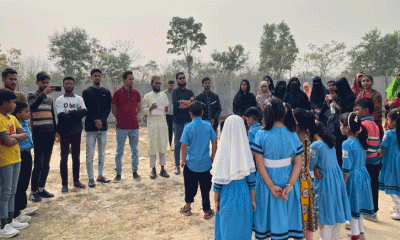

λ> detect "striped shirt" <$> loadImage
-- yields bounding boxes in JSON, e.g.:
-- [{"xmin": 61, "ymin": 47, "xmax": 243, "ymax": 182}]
[
  {"xmin": 28, "ymin": 90, "xmax": 56, "ymax": 133},
  {"xmin": 361, "ymin": 116, "xmax": 380, "ymax": 164}
]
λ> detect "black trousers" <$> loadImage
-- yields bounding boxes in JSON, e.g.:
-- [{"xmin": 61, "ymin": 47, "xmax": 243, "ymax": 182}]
[
  {"xmin": 31, "ymin": 131, "xmax": 55, "ymax": 192},
  {"xmin": 60, "ymin": 133, "xmax": 82, "ymax": 186},
  {"xmin": 14, "ymin": 151, "xmax": 33, "ymax": 218},
  {"xmin": 166, "ymin": 114, "xmax": 174, "ymax": 146},
  {"xmin": 366, "ymin": 163, "xmax": 382, "ymax": 213},
  {"xmin": 183, "ymin": 165, "xmax": 212, "ymax": 212}
]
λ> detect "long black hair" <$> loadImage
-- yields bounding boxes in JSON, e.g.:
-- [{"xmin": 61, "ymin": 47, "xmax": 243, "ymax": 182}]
[
  {"xmin": 387, "ymin": 108, "xmax": 400, "ymax": 149},
  {"xmin": 293, "ymin": 108, "xmax": 316, "ymax": 140},
  {"xmin": 313, "ymin": 121, "xmax": 336, "ymax": 148},
  {"xmin": 263, "ymin": 97, "xmax": 296, "ymax": 132},
  {"xmin": 264, "ymin": 75, "xmax": 275, "ymax": 93},
  {"xmin": 339, "ymin": 112, "xmax": 368, "ymax": 150}
]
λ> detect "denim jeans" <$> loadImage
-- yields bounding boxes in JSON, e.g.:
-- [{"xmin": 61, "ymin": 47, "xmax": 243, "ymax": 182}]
[
  {"xmin": 0, "ymin": 162, "xmax": 21, "ymax": 219},
  {"xmin": 174, "ymin": 123, "xmax": 185, "ymax": 167},
  {"xmin": 115, "ymin": 128, "xmax": 139, "ymax": 174},
  {"xmin": 86, "ymin": 131, "xmax": 107, "ymax": 180}
]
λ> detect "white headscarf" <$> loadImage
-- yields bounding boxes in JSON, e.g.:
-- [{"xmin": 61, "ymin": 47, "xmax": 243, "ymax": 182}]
[{"xmin": 210, "ymin": 115, "xmax": 256, "ymax": 185}]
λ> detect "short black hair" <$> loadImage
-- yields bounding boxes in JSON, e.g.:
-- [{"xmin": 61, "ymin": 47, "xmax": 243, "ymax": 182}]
[
  {"xmin": 327, "ymin": 80, "xmax": 335, "ymax": 85},
  {"xmin": 176, "ymin": 72, "xmax": 184, "ymax": 80},
  {"xmin": 2, "ymin": 68, "xmax": 17, "ymax": 79},
  {"xmin": 63, "ymin": 76, "xmax": 75, "ymax": 83},
  {"xmin": 122, "ymin": 71, "xmax": 133, "ymax": 80},
  {"xmin": 354, "ymin": 98, "xmax": 374, "ymax": 114},
  {"xmin": 189, "ymin": 100, "xmax": 203, "ymax": 116},
  {"xmin": 168, "ymin": 80, "xmax": 175, "ymax": 85},
  {"xmin": 36, "ymin": 71, "xmax": 50, "ymax": 82},
  {"xmin": 151, "ymin": 76, "xmax": 160, "ymax": 84},
  {"xmin": 12, "ymin": 101, "xmax": 28, "ymax": 116},
  {"xmin": 263, "ymin": 75, "xmax": 272, "ymax": 81},
  {"xmin": 90, "ymin": 69, "xmax": 102, "ymax": 76},
  {"xmin": 244, "ymin": 107, "xmax": 262, "ymax": 123},
  {"xmin": 202, "ymin": 77, "xmax": 210, "ymax": 84},
  {"xmin": 0, "ymin": 88, "xmax": 17, "ymax": 106}
]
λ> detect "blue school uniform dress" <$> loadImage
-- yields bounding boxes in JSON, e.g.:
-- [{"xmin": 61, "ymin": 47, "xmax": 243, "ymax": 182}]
[
  {"xmin": 248, "ymin": 123, "xmax": 262, "ymax": 144},
  {"xmin": 310, "ymin": 141, "xmax": 351, "ymax": 225},
  {"xmin": 213, "ymin": 172, "xmax": 255, "ymax": 240},
  {"xmin": 342, "ymin": 138, "xmax": 374, "ymax": 219},
  {"xmin": 379, "ymin": 129, "xmax": 400, "ymax": 196},
  {"xmin": 251, "ymin": 127, "xmax": 303, "ymax": 240}
]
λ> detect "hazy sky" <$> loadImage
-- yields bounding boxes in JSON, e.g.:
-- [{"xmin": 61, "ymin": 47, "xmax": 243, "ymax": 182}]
[{"xmin": 1, "ymin": 0, "xmax": 399, "ymax": 68}]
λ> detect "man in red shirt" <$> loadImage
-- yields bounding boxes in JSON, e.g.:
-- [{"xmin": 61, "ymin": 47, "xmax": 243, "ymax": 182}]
[{"xmin": 111, "ymin": 71, "xmax": 141, "ymax": 182}]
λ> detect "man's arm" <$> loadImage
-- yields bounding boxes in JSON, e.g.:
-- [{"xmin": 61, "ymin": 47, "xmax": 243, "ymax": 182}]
[
  {"xmin": 136, "ymin": 102, "xmax": 141, "ymax": 115},
  {"xmin": 210, "ymin": 138, "xmax": 217, "ymax": 163},
  {"xmin": 181, "ymin": 143, "xmax": 187, "ymax": 168},
  {"xmin": 111, "ymin": 104, "xmax": 117, "ymax": 117},
  {"xmin": 213, "ymin": 95, "xmax": 222, "ymax": 121}
]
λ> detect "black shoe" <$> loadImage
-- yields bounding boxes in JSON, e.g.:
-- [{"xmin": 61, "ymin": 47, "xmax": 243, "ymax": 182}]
[
  {"xmin": 113, "ymin": 174, "xmax": 121, "ymax": 183},
  {"xmin": 61, "ymin": 185, "xmax": 69, "ymax": 193},
  {"xmin": 150, "ymin": 169, "xmax": 157, "ymax": 179},
  {"xmin": 74, "ymin": 182, "xmax": 86, "ymax": 189},
  {"xmin": 29, "ymin": 192, "xmax": 42, "ymax": 202},
  {"xmin": 96, "ymin": 175, "xmax": 111, "ymax": 183},
  {"xmin": 160, "ymin": 169, "xmax": 170, "ymax": 178},
  {"xmin": 88, "ymin": 179, "xmax": 96, "ymax": 188},
  {"xmin": 132, "ymin": 172, "xmax": 141, "ymax": 179},
  {"xmin": 38, "ymin": 189, "xmax": 54, "ymax": 198}
]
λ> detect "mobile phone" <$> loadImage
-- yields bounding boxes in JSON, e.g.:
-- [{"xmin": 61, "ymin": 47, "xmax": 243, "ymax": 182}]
[{"xmin": 54, "ymin": 86, "xmax": 62, "ymax": 91}]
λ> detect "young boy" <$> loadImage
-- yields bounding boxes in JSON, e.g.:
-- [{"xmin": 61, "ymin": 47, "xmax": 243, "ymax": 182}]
[
  {"xmin": 179, "ymin": 101, "xmax": 217, "ymax": 219},
  {"xmin": 12, "ymin": 102, "xmax": 37, "ymax": 223},
  {"xmin": 0, "ymin": 89, "xmax": 29, "ymax": 238},
  {"xmin": 354, "ymin": 98, "xmax": 381, "ymax": 221},
  {"xmin": 244, "ymin": 107, "xmax": 263, "ymax": 144}
]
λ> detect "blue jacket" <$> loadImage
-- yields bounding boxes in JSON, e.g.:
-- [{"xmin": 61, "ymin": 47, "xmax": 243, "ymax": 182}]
[{"xmin": 18, "ymin": 120, "xmax": 33, "ymax": 150}]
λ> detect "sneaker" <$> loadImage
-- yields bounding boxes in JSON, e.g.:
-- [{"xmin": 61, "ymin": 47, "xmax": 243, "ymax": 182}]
[
  {"xmin": 364, "ymin": 213, "xmax": 378, "ymax": 222},
  {"xmin": 113, "ymin": 174, "xmax": 121, "ymax": 183},
  {"xmin": 74, "ymin": 182, "xmax": 86, "ymax": 189},
  {"xmin": 391, "ymin": 211, "xmax": 400, "ymax": 220},
  {"xmin": 132, "ymin": 172, "xmax": 141, "ymax": 179},
  {"xmin": 61, "ymin": 185, "xmax": 68, "ymax": 193},
  {"xmin": 10, "ymin": 219, "xmax": 29, "ymax": 230},
  {"xmin": 96, "ymin": 175, "xmax": 111, "ymax": 183},
  {"xmin": 15, "ymin": 215, "xmax": 31, "ymax": 224},
  {"xmin": 174, "ymin": 167, "xmax": 180, "ymax": 175},
  {"xmin": 20, "ymin": 205, "xmax": 38, "ymax": 216},
  {"xmin": 37, "ymin": 189, "xmax": 54, "ymax": 198},
  {"xmin": 29, "ymin": 192, "xmax": 42, "ymax": 203},
  {"xmin": 88, "ymin": 179, "xmax": 96, "ymax": 188},
  {"xmin": 160, "ymin": 169, "xmax": 170, "ymax": 178},
  {"xmin": 150, "ymin": 169, "xmax": 157, "ymax": 179},
  {"xmin": 0, "ymin": 224, "xmax": 19, "ymax": 238},
  {"xmin": 390, "ymin": 206, "xmax": 399, "ymax": 214}
]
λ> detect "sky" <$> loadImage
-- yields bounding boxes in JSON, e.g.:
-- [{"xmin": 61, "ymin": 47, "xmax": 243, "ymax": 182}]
[{"xmin": 1, "ymin": 0, "xmax": 400, "ymax": 70}]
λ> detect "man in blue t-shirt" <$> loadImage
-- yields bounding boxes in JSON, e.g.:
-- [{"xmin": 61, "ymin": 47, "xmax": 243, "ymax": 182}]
[{"xmin": 179, "ymin": 101, "xmax": 217, "ymax": 219}]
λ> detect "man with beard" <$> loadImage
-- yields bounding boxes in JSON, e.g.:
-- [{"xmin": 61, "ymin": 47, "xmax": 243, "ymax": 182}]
[
  {"xmin": 142, "ymin": 76, "xmax": 170, "ymax": 179},
  {"xmin": 171, "ymin": 72, "xmax": 194, "ymax": 175},
  {"xmin": 111, "ymin": 71, "xmax": 142, "ymax": 182},
  {"xmin": 55, "ymin": 77, "xmax": 87, "ymax": 193},
  {"xmin": 2, "ymin": 68, "xmax": 27, "ymax": 103},
  {"xmin": 195, "ymin": 77, "xmax": 221, "ymax": 133}
]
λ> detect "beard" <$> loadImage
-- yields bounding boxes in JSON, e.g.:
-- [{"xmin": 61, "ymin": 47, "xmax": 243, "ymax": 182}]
[
  {"xmin": 178, "ymin": 82, "xmax": 186, "ymax": 88},
  {"xmin": 152, "ymin": 87, "xmax": 160, "ymax": 93}
]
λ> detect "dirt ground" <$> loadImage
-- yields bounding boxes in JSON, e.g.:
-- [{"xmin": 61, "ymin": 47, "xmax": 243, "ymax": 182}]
[{"xmin": 13, "ymin": 125, "xmax": 400, "ymax": 240}]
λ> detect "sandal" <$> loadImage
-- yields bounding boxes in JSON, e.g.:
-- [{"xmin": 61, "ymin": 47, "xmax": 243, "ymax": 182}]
[
  {"xmin": 180, "ymin": 206, "xmax": 192, "ymax": 216},
  {"xmin": 203, "ymin": 209, "xmax": 215, "ymax": 219}
]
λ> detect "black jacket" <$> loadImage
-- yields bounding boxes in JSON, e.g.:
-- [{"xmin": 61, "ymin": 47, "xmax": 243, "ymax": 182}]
[
  {"xmin": 82, "ymin": 86, "xmax": 112, "ymax": 132},
  {"xmin": 233, "ymin": 80, "xmax": 257, "ymax": 116},
  {"xmin": 195, "ymin": 91, "xmax": 222, "ymax": 128}
]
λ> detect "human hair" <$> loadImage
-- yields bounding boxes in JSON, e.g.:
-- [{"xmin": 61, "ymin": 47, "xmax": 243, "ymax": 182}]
[
  {"xmin": 363, "ymin": 75, "xmax": 374, "ymax": 83},
  {"xmin": 2, "ymin": 68, "xmax": 17, "ymax": 79},
  {"xmin": 313, "ymin": 121, "xmax": 336, "ymax": 148},
  {"xmin": 354, "ymin": 98, "xmax": 374, "ymax": 114},
  {"xmin": 293, "ymin": 108, "xmax": 316, "ymax": 140},
  {"xmin": 90, "ymin": 69, "xmax": 102, "ymax": 76},
  {"xmin": 12, "ymin": 101, "xmax": 28, "ymax": 116},
  {"xmin": 387, "ymin": 108, "xmax": 400, "ymax": 149},
  {"xmin": 63, "ymin": 76, "xmax": 75, "ymax": 83},
  {"xmin": 122, "ymin": 71, "xmax": 133, "ymax": 80},
  {"xmin": 151, "ymin": 76, "xmax": 160, "ymax": 84},
  {"xmin": 327, "ymin": 80, "xmax": 335, "ymax": 85},
  {"xmin": 175, "ymin": 72, "xmax": 184, "ymax": 80},
  {"xmin": 339, "ymin": 112, "xmax": 368, "ymax": 150},
  {"xmin": 263, "ymin": 97, "xmax": 296, "ymax": 132},
  {"xmin": 167, "ymin": 80, "xmax": 175, "ymax": 85},
  {"xmin": 202, "ymin": 77, "xmax": 210, "ymax": 84},
  {"xmin": 263, "ymin": 75, "xmax": 272, "ymax": 82},
  {"xmin": 244, "ymin": 107, "xmax": 262, "ymax": 123},
  {"xmin": 0, "ymin": 88, "xmax": 17, "ymax": 106},
  {"xmin": 189, "ymin": 100, "xmax": 203, "ymax": 116},
  {"xmin": 36, "ymin": 71, "xmax": 50, "ymax": 82}
]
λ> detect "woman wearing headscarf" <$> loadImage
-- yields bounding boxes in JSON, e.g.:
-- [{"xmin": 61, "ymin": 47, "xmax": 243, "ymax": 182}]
[
  {"xmin": 283, "ymin": 77, "xmax": 311, "ymax": 110},
  {"xmin": 333, "ymin": 77, "xmax": 356, "ymax": 114},
  {"xmin": 233, "ymin": 80, "xmax": 257, "ymax": 117},
  {"xmin": 263, "ymin": 75, "xmax": 275, "ymax": 95},
  {"xmin": 211, "ymin": 115, "xmax": 256, "ymax": 240},
  {"xmin": 303, "ymin": 82, "xmax": 311, "ymax": 100},
  {"xmin": 310, "ymin": 76, "xmax": 329, "ymax": 113},
  {"xmin": 274, "ymin": 81, "xmax": 287, "ymax": 101},
  {"xmin": 256, "ymin": 81, "xmax": 272, "ymax": 110},
  {"xmin": 351, "ymin": 72, "xmax": 365, "ymax": 96}
]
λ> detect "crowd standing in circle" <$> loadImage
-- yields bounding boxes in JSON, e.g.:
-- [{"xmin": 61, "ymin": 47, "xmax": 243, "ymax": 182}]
[{"xmin": 0, "ymin": 67, "xmax": 400, "ymax": 240}]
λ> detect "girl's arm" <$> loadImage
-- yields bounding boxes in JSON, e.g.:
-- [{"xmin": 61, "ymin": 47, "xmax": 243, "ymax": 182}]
[
  {"xmin": 214, "ymin": 192, "xmax": 220, "ymax": 213},
  {"xmin": 250, "ymin": 189, "xmax": 256, "ymax": 211},
  {"xmin": 255, "ymin": 152, "xmax": 282, "ymax": 198},
  {"xmin": 379, "ymin": 151, "xmax": 385, "ymax": 158},
  {"xmin": 343, "ymin": 174, "xmax": 349, "ymax": 185},
  {"xmin": 282, "ymin": 154, "xmax": 302, "ymax": 200}
]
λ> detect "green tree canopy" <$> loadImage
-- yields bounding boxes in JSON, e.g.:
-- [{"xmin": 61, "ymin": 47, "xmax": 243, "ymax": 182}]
[{"xmin": 211, "ymin": 44, "xmax": 248, "ymax": 81}]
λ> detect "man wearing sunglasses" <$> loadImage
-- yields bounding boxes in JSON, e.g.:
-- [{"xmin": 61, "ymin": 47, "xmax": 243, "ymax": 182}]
[{"xmin": 171, "ymin": 72, "xmax": 194, "ymax": 175}]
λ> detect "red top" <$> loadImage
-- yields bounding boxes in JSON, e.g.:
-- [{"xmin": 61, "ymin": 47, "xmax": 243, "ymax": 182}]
[{"xmin": 111, "ymin": 87, "xmax": 141, "ymax": 129}]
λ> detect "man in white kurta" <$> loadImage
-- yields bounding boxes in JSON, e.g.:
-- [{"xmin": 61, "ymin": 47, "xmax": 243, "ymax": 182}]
[{"xmin": 142, "ymin": 76, "xmax": 170, "ymax": 179}]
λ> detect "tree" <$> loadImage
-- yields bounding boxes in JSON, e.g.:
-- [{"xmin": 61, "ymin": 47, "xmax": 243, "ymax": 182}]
[
  {"xmin": 0, "ymin": 45, "xmax": 23, "ymax": 73},
  {"xmin": 259, "ymin": 21, "xmax": 298, "ymax": 79},
  {"xmin": 211, "ymin": 44, "xmax": 249, "ymax": 81},
  {"xmin": 166, "ymin": 16, "xmax": 207, "ymax": 82},
  {"xmin": 98, "ymin": 50, "xmax": 133, "ymax": 91},
  {"xmin": 49, "ymin": 27, "xmax": 93, "ymax": 84},
  {"xmin": 134, "ymin": 60, "xmax": 159, "ymax": 82},
  {"xmin": 304, "ymin": 41, "xmax": 347, "ymax": 78}
]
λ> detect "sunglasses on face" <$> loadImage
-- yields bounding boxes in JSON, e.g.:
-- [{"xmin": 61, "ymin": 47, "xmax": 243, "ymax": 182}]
[
  {"xmin": 154, "ymin": 82, "xmax": 161, "ymax": 85},
  {"xmin": 178, "ymin": 77, "xmax": 185, "ymax": 80}
]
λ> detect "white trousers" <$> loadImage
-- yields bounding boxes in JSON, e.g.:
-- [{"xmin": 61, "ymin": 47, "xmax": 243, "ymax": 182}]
[
  {"xmin": 149, "ymin": 153, "xmax": 166, "ymax": 168},
  {"xmin": 318, "ymin": 223, "xmax": 341, "ymax": 240},
  {"xmin": 350, "ymin": 215, "xmax": 364, "ymax": 236}
]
